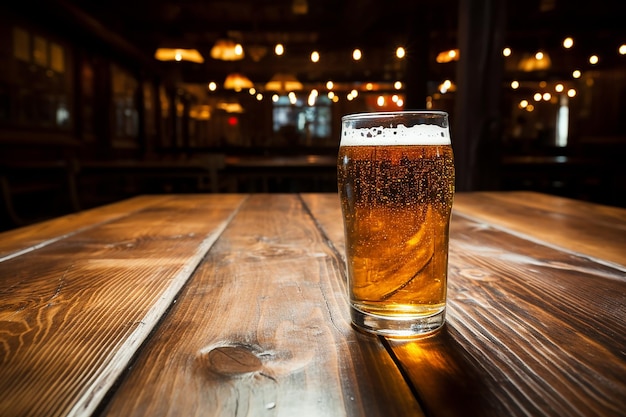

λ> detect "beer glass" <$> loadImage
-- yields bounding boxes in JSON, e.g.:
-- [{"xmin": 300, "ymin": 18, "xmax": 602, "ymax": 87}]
[{"xmin": 337, "ymin": 111, "xmax": 455, "ymax": 337}]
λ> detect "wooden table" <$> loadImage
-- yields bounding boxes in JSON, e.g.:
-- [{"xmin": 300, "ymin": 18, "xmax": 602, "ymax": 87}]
[{"xmin": 1, "ymin": 191, "xmax": 624, "ymax": 417}]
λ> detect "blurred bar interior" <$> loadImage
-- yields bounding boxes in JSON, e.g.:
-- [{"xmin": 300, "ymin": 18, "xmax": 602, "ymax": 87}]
[{"xmin": 1, "ymin": 0, "xmax": 625, "ymax": 230}]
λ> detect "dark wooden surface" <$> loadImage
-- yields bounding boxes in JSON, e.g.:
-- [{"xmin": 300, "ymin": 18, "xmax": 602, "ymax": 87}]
[{"xmin": 0, "ymin": 192, "xmax": 624, "ymax": 417}]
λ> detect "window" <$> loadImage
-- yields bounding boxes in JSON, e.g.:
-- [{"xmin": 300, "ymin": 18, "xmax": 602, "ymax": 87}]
[{"xmin": 272, "ymin": 94, "xmax": 331, "ymax": 144}]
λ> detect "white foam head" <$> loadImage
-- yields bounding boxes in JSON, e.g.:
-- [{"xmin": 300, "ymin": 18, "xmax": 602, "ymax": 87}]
[{"xmin": 340, "ymin": 123, "xmax": 451, "ymax": 146}]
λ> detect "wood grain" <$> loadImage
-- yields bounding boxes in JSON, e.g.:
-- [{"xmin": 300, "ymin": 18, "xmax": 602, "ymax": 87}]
[
  {"xmin": 0, "ymin": 195, "xmax": 173, "ymax": 261},
  {"xmin": 453, "ymin": 191, "xmax": 626, "ymax": 269},
  {"xmin": 0, "ymin": 195, "xmax": 246, "ymax": 417},
  {"xmin": 305, "ymin": 192, "xmax": 626, "ymax": 417},
  {"xmin": 1, "ymin": 191, "xmax": 624, "ymax": 417},
  {"xmin": 391, "ymin": 214, "xmax": 626, "ymax": 417},
  {"xmin": 100, "ymin": 194, "xmax": 424, "ymax": 417}
]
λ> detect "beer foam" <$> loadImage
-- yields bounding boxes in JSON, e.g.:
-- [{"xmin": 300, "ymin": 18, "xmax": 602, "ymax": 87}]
[{"xmin": 341, "ymin": 124, "xmax": 451, "ymax": 146}]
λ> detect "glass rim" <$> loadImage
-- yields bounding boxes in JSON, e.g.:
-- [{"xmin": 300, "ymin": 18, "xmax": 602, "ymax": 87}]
[{"xmin": 342, "ymin": 110, "xmax": 448, "ymax": 122}]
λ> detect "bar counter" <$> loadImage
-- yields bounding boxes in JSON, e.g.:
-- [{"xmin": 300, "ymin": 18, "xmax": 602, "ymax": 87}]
[{"xmin": 0, "ymin": 191, "xmax": 624, "ymax": 416}]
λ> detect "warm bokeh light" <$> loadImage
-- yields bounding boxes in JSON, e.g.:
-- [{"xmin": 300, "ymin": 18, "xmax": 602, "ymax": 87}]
[
  {"xmin": 394, "ymin": 81, "xmax": 402, "ymax": 90},
  {"xmin": 511, "ymin": 80, "xmax": 519, "ymax": 89},
  {"xmin": 535, "ymin": 51, "xmax": 544, "ymax": 60},
  {"xmin": 328, "ymin": 91, "xmax": 335, "ymax": 99},
  {"xmin": 307, "ymin": 89, "xmax": 317, "ymax": 106},
  {"xmin": 350, "ymin": 89, "xmax": 358, "ymax": 98},
  {"xmin": 620, "ymin": 44, "xmax": 626, "ymax": 55},
  {"xmin": 234, "ymin": 44, "xmax": 243, "ymax": 57},
  {"xmin": 155, "ymin": 48, "xmax": 204, "ymax": 63},
  {"xmin": 377, "ymin": 95, "xmax": 385, "ymax": 106},
  {"xmin": 573, "ymin": 70, "xmax": 582, "ymax": 78},
  {"xmin": 366, "ymin": 83, "xmax": 374, "ymax": 91},
  {"xmin": 396, "ymin": 47, "xmax": 406, "ymax": 59},
  {"xmin": 563, "ymin": 37, "xmax": 574, "ymax": 49},
  {"xmin": 275, "ymin": 44, "xmax": 284, "ymax": 56},
  {"xmin": 436, "ymin": 49, "xmax": 460, "ymax": 63},
  {"xmin": 567, "ymin": 88, "xmax": 577, "ymax": 97},
  {"xmin": 589, "ymin": 55, "xmax": 599, "ymax": 65},
  {"xmin": 503, "ymin": 47, "xmax": 512, "ymax": 57},
  {"xmin": 519, "ymin": 99, "xmax": 529, "ymax": 108},
  {"xmin": 249, "ymin": 87, "xmax": 256, "ymax": 95},
  {"xmin": 311, "ymin": 51, "xmax": 320, "ymax": 62},
  {"xmin": 208, "ymin": 81, "xmax": 217, "ymax": 91},
  {"xmin": 543, "ymin": 92, "xmax": 551, "ymax": 101},
  {"xmin": 533, "ymin": 93, "xmax": 542, "ymax": 101},
  {"xmin": 555, "ymin": 83, "xmax": 564, "ymax": 92},
  {"xmin": 396, "ymin": 98, "xmax": 404, "ymax": 107},
  {"xmin": 539, "ymin": 81, "xmax": 547, "ymax": 88},
  {"xmin": 352, "ymin": 48, "xmax": 362, "ymax": 60},
  {"xmin": 272, "ymin": 94, "xmax": 279, "ymax": 102},
  {"xmin": 326, "ymin": 81, "xmax": 334, "ymax": 90},
  {"xmin": 526, "ymin": 104, "xmax": 535, "ymax": 112},
  {"xmin": 256, "ymin": 93, "xmax": 263, "ymax": 101},
  {"xmin": 391, "ymin": 94, "xmax": 398, "ymax": 102},
  {"xmin": 439, "ymin": 79, "xmax": 454, "ymax": 93}
]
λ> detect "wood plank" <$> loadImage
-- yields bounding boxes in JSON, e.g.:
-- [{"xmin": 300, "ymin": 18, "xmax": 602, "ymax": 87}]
[
  {"xmin": 453, "ymin": 191, "xmax": 626, "ymax": 269},
  {"xmin": 390, "ymin": 214, "xmax": 626, "ymax": 417},
  {"xmin": 100, "ymin": 194, "xmax": 424, "ymax": 417},
  {"xmin": 304, "ymin": 192, "xmax": 626, "ymax": 417},
  {"xmin": 0, "ymin": 195, "xmax": 173, "ymax": 262},
  {"xmin": 0, "ymin": 195, "xmax": 246, "ymax": 417}
]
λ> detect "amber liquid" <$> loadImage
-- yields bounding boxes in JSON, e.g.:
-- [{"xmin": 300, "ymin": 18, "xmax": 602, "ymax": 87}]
[{"xmin": 338, "ymin": 145, "xmax": 455, "ymax": 318}]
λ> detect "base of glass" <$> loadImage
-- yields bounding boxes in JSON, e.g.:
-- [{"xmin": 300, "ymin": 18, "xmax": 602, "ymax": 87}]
[{"xmin": 351, "ymin": 305, "xmax": 445, "ymax": 338}]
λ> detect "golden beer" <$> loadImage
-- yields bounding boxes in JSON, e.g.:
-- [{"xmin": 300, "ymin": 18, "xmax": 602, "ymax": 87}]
[{"xmin": 338, "ymin": 112, "xmax": 454, "ymax": 336}]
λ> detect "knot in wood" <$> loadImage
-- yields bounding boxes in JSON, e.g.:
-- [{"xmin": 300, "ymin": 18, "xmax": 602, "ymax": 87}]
[{"xmin": 203, "ymin": 345, "xmax": 263, "ymax": 376}]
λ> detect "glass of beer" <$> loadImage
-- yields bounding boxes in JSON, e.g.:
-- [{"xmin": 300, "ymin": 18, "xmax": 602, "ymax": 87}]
[{"xmin": 337, "ymin": 111, "xmax": 455, "ymax": 337}]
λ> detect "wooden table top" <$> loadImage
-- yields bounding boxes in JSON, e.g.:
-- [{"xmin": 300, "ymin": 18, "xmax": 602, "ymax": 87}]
[{"xmin": 1, "ymin": 191, "xmax": 624, "ymax": 417}]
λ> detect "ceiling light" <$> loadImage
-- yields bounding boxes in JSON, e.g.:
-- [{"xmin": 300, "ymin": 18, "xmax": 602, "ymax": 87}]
[
  {"xmin": 216, "ymin": 102, "xmax": 245, "ymax": 113},
  {"xmin": 265, "ymin": 73, "xmax": 303, "ymax": 92},
  {"xmin": 563, "ymin": 37, "xmax": 574, "ymax": 49},
  {"xmin": 224, "ymin": 73, "xmax": 254, "ymax": 91},
  {"xmin": 154, "ymin": 48, "xmax": 204, "ymax": 63},
  {"xmin": 518, "ymin": 52, "xmax": 551, "ymax": 72},
  {"xmin": 210, "ymin": 39, "xmax": 244, "ymax": 61}
]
